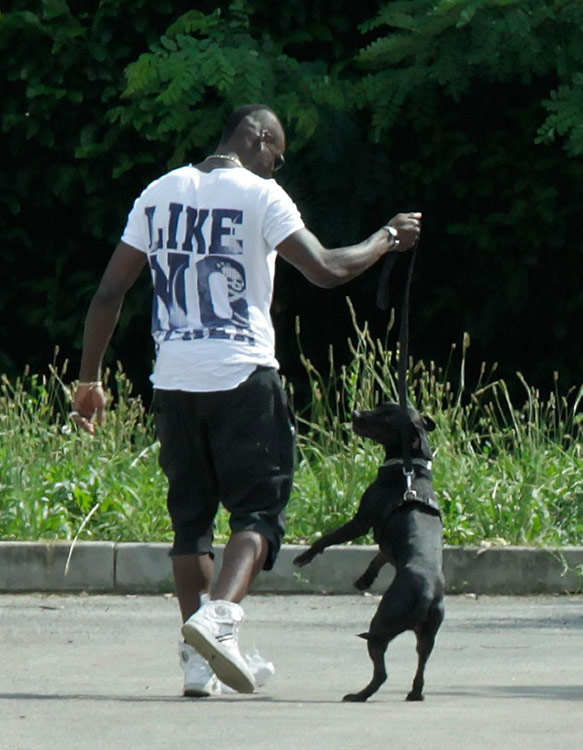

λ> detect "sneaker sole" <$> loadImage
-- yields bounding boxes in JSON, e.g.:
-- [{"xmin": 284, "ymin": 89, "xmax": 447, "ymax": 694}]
[
  {"xmin": 181, "ymin": 622, "xmax": 255, "ymax": 694},
  {"xmin": 183, "ymin": 685, "xmax": 216, "ymax": 698}
]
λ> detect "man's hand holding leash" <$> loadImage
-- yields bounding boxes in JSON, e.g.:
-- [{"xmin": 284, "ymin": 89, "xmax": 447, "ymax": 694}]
[{"xmin": 381, "ymin": 211, "xmax": 422, "ymax": 253}]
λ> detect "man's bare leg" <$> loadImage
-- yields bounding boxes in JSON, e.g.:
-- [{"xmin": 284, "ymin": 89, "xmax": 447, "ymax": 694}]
[
  {"xmin": 212, "ymin": 530, "xmax": 268, "ymax": 603},
  {"xmin": 173, "ymin": 553, "xmax": 215, "ymax": 622},
  {"xmin": 173, "ymin": 531, "xmax": 268, "ymax": 620}
]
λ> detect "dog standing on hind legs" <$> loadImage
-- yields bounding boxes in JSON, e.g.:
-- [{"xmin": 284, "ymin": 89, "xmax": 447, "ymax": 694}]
[{"xmin": 293, "ymin": 402, "xmax": 445, "ymax": 702}]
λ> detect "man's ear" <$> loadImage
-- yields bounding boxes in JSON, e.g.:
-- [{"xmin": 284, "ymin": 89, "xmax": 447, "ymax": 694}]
[{"xmin": 256, "ymin": 129, "xmax": 271, "ymax": 151}]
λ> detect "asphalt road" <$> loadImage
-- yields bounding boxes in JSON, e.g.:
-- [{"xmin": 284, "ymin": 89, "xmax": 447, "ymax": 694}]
[{"xmin": 1, "ymin": 593, "xmax": 582, "ymax": 750}]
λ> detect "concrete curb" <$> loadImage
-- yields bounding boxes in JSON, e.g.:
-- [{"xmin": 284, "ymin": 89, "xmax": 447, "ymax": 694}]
[{"xmin": 1, "ymin": 542, "xmax": 582, "ymax": 595}]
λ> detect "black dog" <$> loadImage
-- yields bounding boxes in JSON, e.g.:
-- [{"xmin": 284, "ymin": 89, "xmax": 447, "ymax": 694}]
[{"xmin": 294, "ymin": 402, "xmax": 445, "ymax": 702}]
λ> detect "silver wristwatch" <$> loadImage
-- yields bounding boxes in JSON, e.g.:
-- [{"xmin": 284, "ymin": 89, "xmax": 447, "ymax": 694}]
[{"xmin": 383, "ymin": 225, "xmax": 400, "ymax": 248}]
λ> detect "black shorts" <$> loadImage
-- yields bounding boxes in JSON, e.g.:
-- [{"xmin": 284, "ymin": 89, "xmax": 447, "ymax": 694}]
[{"xmin": 152, "ymin": 367, "xmax": 296, "ymax": 570}]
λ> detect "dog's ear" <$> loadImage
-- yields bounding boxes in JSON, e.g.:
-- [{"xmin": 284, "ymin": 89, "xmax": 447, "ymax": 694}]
[{"xmin": 421, "ymin": 415, "xmax": 436, "ymax": 432}]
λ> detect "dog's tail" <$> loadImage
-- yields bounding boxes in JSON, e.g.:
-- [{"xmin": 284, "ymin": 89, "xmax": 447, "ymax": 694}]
[{"xmin": 357, "ymin": 632, "xmax": 384, "ymax": 645}]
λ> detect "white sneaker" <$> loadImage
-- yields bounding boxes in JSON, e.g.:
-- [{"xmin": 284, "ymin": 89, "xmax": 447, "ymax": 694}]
[
  {"xmin": 182, "ymin": 599, "xmax": 256, "ymax": 694},
  {"xmin": 220, "ymin": 648, "xmax": 275, "ymax": 694},
  {"xmin": 179, "ymin": 642, "xmax": 220, "ymax": 697}
]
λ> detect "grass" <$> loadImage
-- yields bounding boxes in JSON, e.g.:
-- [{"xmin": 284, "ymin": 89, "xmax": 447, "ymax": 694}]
[
  {"xmin": 0, "ymin": 356, "xmax": 172, "ymax": 543},
  {"xmin": 2, "ymin": 312, "xmax": 583, "ymax": 549}
]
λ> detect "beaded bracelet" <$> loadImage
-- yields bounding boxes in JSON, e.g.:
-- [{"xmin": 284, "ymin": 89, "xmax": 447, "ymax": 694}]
[{"xmin": 77, "ymin": 381, "xmax": 103, "ymax": 388}]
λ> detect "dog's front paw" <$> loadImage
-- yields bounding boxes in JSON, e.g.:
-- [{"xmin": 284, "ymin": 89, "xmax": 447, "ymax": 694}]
[
  {"xmin": 354, "ymin": 574, "xmax": 373, "ymax": 591},
  {"xmin": 293, "ymin": 550, "xmax": 315, "ymax": 567}
]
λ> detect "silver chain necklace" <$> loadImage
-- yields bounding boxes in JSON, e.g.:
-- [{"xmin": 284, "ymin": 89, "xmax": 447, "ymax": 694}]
[{"xmin": 206, "ymin": 153, "xmax": 244, "ymax": 168}]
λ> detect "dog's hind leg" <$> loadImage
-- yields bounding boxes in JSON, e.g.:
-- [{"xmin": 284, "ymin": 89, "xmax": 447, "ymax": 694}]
[
  {"xmin": 406, "ymin": 600, "xmax": 444, "ymax": 702},
  {"xmin": 342, "ymin": 589, "xmax": 409, "ymax": 703},
  {"xmin": 342, "ymin": 632, "xmax": 390, "ymax": 702},
  {"xmin": 344, "ymin": 571, "xmax": 435, "ymax": 702}
]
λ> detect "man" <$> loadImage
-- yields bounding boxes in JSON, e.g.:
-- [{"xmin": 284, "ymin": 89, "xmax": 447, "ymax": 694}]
[{"xmin": 72, "ymin": 103, "xmax": 421, "ymax": 697}]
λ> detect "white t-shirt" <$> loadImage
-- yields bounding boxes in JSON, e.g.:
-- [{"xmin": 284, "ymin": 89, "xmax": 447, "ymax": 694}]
[{"xmin": 121, "ymin": 165, "xmax": 304, "ymax": 391}]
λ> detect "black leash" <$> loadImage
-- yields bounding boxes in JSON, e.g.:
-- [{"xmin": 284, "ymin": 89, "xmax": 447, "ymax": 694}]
[{"xmin": 376, "ymin": 240, "xmax": 419, "ymax": 500}]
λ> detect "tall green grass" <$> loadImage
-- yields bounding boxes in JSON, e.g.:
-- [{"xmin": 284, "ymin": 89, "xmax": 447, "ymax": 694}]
[
  {"xmin": 290, "ymin": 306, "xmax": 583, "ymax": 547},
  {"xmin": 2, "ymin": 315, "xmax": 583, "ymax": 548},
  {"xmin": 0, "ymin": 356, "xmax": 172, "ymax": 543}
]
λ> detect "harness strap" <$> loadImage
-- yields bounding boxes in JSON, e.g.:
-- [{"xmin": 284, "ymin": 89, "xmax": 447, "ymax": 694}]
[{"xmin": 382, "ymin": 457, "xmax": 433, "ymax": 471}]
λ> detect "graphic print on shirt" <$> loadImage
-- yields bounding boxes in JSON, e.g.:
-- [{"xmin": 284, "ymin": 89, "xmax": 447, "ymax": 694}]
[{"xmin": 145, "ymin": 203, "xmax": 253, "ymax": 343}]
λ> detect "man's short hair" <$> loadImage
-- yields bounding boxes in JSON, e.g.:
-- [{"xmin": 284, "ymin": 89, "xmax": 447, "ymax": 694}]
[{"xmin": 221, "ymin": 103, "xmax": 277, "ymax": 142}]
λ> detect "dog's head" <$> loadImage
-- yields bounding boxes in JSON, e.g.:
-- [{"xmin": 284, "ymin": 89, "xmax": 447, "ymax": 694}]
[{"xmin": 352, "ymin": 402, "xmax": 435, "ymax": 455}]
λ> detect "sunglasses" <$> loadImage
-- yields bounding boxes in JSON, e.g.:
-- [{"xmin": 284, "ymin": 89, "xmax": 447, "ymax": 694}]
[
  {"xmin": 261, "ymin": 130, "xmax": 285, "ymax": 173},
  {"xmin": 272, "ymin": 152, "xmax": 285, "ymax": 173}
]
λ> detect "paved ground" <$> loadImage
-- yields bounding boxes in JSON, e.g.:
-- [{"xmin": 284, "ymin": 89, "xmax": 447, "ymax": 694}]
[{"xmin": 1, "ymin": 593, "xmax": 582, "ymax": 750}]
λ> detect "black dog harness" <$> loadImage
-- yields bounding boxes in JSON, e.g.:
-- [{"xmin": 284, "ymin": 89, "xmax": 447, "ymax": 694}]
[
  {"xmin": 380, "ymin": 457, "xmax": 441, "ymax": 517},
  {"xmin": 365, "ymin": 455, "xmax": 441, "ymax": 547}
]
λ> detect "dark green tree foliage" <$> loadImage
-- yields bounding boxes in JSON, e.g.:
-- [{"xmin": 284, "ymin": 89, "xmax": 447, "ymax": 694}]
[
  {"xmin": 1, "ymin": 0, "xmax": 582, "ymax": 402},
  {"xmin": 0, "ymin": 0, "xmax": 192, "ymax": 386},
  {"xmin": 351, "ymin": 0, "xmax": 583, "ymax": 386},
  {"xmin": 111, "ymin": 3, "xmax": 348, "ymax": 164}
]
